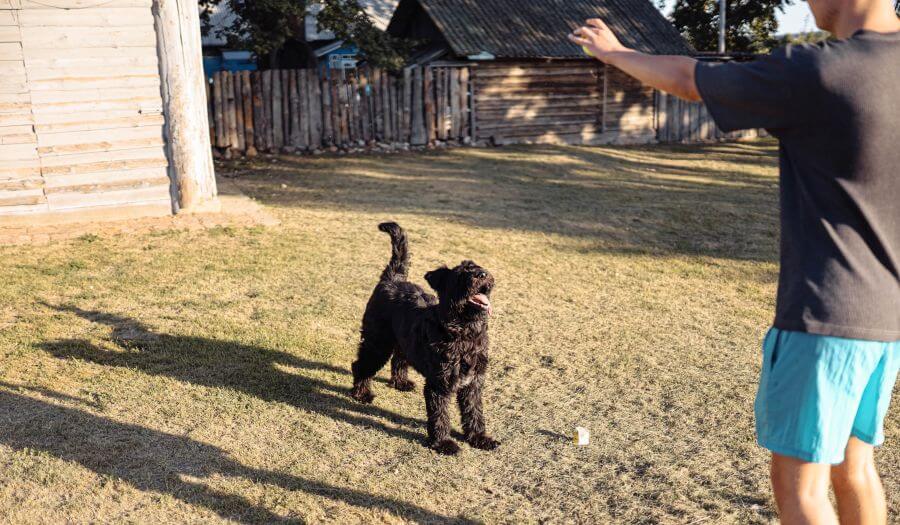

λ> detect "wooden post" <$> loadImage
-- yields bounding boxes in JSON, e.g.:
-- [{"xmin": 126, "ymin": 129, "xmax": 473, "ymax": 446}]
[
  {"xmin": 411, "ymin": 67, "xmax": 426, "ymax": 145},
  {"xmin": 153, "ymin": 0, "xmax": 217, "ymax": 212},
  {"xmin": 450, "ymin": 68, "xmax": 460, "ymax": 139},
  {"xmin": 469, "ymin": 68, "xmax": 478, "ymax": 142},
  {"xmin": 252, "ymin": 72, "xmax": 265, "ymax": 152},
  {"xmin": 308, "ymin": 69, "xmax": 322, "ymax": 149},
  {"xmin": 329, "ymin": 74, "xmax": 341, "ymax": 145},
  {"xmin": 272, "ymin": 70, "xmax": 284, "ymax": 149},
  {"xmin": 242, "ymin": 71, "xmax": 257, "ymax": 156},
  {"xmin": 281, "ymin": 70, "xmax": 291, "ymax": 148},
  {"xmin": 359, "ymin": 69, "xmax": 371, "ymax": 143},
  {"xmin": 288, "ymin": 70, "xmax": 301, "ymax": 149},
  {"xmin": 459, "ymin": 67, "xmax": 470, "ymax": 140},
  {"xmin": 424, "ymin": 67, "xmax": 435, "ymax": 143},
  {"xmin": 233, "ymin": 72, "xmax": 246, "ymax": 153},
  {"xmin": 322, "ymin": 74, "xmax": 334, "ymax": 146},
  {"xmin": 213, "ymin": 72, "xmax": 225, "ymax": 148},
  {"xmin": 402, "ymin": 68, "xmax": 412, "ymax": 143}
]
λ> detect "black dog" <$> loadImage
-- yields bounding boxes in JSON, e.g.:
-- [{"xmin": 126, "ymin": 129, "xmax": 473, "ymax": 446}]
[{"xmin": 351, "ymin": 223, "xmax": 500, "ymax": 455}]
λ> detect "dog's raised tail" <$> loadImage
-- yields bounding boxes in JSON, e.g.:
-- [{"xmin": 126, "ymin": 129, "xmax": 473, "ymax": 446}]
[{"xmin": 378, "ymin": 222, "xmax": 410, "ymax": 281}]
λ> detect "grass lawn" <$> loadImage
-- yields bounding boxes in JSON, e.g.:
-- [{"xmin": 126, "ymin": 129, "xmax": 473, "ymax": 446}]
[{"xmin": 0, "ymin": 141, "xmax": 896, "ymax": 523}]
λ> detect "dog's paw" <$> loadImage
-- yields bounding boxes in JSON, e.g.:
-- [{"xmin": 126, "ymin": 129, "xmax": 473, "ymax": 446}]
[
  {"xmin": 467, "ymin": 433, "xmax": 500, "ymax": 451},
  {"xmin": 349, "ymin": 387, "xmax": 375, "ymax": 404},
  {"xmin": 387, "ymin": 378, "xmax": 417, "ymax": 392},
  {"xmin": 430, "ymin": 439, "xmax": 461, "ymax": 455}
]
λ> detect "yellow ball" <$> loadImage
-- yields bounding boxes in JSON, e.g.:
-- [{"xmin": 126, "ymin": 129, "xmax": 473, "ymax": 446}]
[{"xmin": 582, "ymin": 46, "xmax": 595, "ymax": 57}]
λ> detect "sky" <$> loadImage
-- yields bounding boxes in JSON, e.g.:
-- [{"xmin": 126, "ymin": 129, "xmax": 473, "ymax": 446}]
[{"xmin": 659, "ymin": 1, "xmax": 817, "ymax": 35}]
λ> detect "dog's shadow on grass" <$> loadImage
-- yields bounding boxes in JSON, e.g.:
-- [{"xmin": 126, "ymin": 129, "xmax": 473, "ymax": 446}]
[
  {"xmin": 37, "ymin": 303, "xmax": 423, "ymax": 445},
  {"xmin": 0, "ymin": 387, "xmax": 470, "ymax": 524}
]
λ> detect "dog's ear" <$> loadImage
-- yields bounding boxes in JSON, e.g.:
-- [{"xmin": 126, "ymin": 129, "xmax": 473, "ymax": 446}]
[{"xmin": 425, "ymin": 266, "xmax": 452, "ymax": 292}]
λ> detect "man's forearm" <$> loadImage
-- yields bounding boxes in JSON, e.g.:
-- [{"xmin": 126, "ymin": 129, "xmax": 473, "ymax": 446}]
[{"xmin": 600, "ymin": 51, "xmax": 702, "ymax": 102}]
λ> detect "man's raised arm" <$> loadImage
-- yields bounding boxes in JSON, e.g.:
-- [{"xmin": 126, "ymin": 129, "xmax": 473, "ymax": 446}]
[{"xmin": 568, "ymin": 19, "xmax": 702, "ymax": 102}]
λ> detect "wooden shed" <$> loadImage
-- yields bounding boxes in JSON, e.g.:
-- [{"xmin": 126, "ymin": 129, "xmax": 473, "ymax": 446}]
[
  {"xmin": 388, "ymin": 0, "xmax": 693, "ymax": 145},
  {"xmin": 0, "ymin": 0, "xmax": 216, "ymax": 225}
]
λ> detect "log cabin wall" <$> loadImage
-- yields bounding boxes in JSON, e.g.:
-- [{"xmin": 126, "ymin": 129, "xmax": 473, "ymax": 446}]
[
  {"xmin": 0, "ymin": 0, "xmax": 173, "ymax": 224},
  {"xmin": 471, "ymin": 60, "xmax": 656, "ymax": 146}
]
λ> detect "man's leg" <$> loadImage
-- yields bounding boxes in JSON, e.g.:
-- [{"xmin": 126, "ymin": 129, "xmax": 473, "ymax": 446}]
[
  {"xmin": 770, "ymin": 453, "xmax": 838, "ymax": 525},
  {"xmin": 831, "ymin": 439, "xmax": 888, "ymax": 525}
]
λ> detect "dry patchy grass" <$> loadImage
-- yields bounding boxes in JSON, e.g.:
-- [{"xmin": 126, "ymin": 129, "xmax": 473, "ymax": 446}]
[{"xmin": 0, "ymin": 141, "xmax": 895, "ymax": 524}]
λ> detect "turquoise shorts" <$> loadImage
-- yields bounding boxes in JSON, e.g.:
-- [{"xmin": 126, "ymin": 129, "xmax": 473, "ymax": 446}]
[{"xmin": 755, "ymin": 328, "xmax": 900, "ymax": 465}]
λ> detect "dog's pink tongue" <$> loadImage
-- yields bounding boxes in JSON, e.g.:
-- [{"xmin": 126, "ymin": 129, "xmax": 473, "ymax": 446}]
[{"xmin": 471, "ymin": 293, "xmax": 492, "ymax": 315}]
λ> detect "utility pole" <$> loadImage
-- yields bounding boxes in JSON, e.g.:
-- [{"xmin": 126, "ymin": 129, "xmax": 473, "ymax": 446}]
[{"xmin": 718, "ymin": 0, "xmax": 727, "ymax": 53}]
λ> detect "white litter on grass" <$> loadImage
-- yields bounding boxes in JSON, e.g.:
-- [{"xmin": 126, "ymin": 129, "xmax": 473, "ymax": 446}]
[{"xmin": 574, "ymin": 427, "xmax": 590, "ymax": 446}]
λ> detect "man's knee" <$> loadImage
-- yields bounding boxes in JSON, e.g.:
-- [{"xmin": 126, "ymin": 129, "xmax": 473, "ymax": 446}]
[
  {"xmin": 770, "ymin": 454, "xmax": 831, "ymax": 502},
  {"xmin": 832, "ymin": 437, "xmax": 879, "ymax": 490}
]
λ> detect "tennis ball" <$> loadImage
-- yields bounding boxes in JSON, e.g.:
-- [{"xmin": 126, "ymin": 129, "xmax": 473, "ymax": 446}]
[{"xmin": 582, "ymin": 46, "xmax": 595, "ymax": 57}]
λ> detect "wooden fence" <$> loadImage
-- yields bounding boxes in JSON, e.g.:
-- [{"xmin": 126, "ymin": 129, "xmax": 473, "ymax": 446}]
[
  {"xmin": 206, "ymin": 66, "xmax": 473, "ymax": 156},
  {"xmin": 655, "ymin": 92, "xmax": 765, "ymax": 143}
]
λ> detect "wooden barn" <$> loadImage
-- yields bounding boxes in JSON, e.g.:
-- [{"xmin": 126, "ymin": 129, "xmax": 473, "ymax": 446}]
[
  {"xmin": 0, "ymin": 0, "xmax": 215, "ymax": 225},
  {"xmin": 387, "ymin": 0, "xmax": 693, "ymax": 145}
]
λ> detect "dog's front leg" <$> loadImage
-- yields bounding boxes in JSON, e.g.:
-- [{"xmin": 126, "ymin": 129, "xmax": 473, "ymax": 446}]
[
  {"xmin": 424, "ymin": 382, "xmax": 458, "ymax": 455},
  {"xmin": 457, "ymin": 375, "xmax": 500, "ymax": 451}
]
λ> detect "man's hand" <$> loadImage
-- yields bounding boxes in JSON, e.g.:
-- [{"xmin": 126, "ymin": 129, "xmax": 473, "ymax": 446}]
[
  {"xmin": 568, "ymin": 19, "xmax": 631, "ymax": 60},
  {"xmin": 566, "ymin": 17, "xmax": 702, "ymax": 102}
]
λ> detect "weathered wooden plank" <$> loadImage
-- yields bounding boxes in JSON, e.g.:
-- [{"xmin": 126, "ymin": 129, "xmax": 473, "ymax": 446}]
[
  {"xmin": 348, "ymin": 70, "xmax": 361, "ymax": 144},
  {"xmin": 0, "ymin": 26, "xmax": 19, "ymax": 43},
  {"xmin": 287, "ymin": 70, "xmax": 301, "ymax": 149},
  {"xmin": 298, "ymin": 69, "xmax": 310, "ymax": 149},
  {"xmin": 212, "ymin": 72, "xmax": 226, "ymax": 148},
  {"xmin": 0, "ymin": 188, "xmax": 46, "ymax": 208},
  {"xmin": 0, "ymin": 143, "xmax": 38, "ymax": 159},
  {"xmin": 240, "ymin": 71, "xmax": 255, "ymax": 156},
  {"xmin": 281, "ymin": 70, "xmax": 291, "ymax": 148},
  {"xmin": 424, "ymin": 67, "xmax": 434, "ymax": 143},
  {"xmin": 44, "ymin": 167, "xmax": 168, "ymax": 193},
  {"xmin": 25, "ymin": 55, "xmax": 158, "ymax": 70},
  {"xmin": 28, "ymin": 86, "xmax": 161, "ymax": 105},
  {"xmin": 25, "ymin": 61, "xmax": 159, "ymax": 82},
  {"xmin": 23, "ymin": 46, "xmax": 155, "ymax": 61},
  {"xmin": 47, "ymin": 184, "xmax": 170, "ymax": 211},
  {"xmin": 0, "ymin": 112, "xmax": 32, "ymax": 127},
  {"xmin": 449, "ymin": 68, "xmax": 460, "ymax": 139},
  {"xmin": 20, "ymin": 27, "xmax": 156, "ymax": 49},
  {"xmin": 17, "ymin": 0, "xmax": 151, "ymax": 8},
  {"xmin": 23, "ymin": 73, "xmax": 158, "ymax": 94},
  {"xmin": 37, "ymin": 125, "xmax": 161, "ymax": 148},
  {"xmin": 260, "ymin": 71, "xmax": 271, "ymax": 151},
  {"xmin": 0, "ymin": 43, "xmax": 22, "ymax": 61},
  {"xmin": 250, "ymin": 71, "xmax": 264, "ymax": 153},
  {"xmin": 233, "ymin": 71, "xmax": 246, "ymax": 152},
  {"xmin": 39, "ymin": 147, "xmax": 167, "ymax": 176},
  {"xmin": 33, "ymin": 114, "xmax": 165, "ymax": 134},
  {"xmin": 17, "ymin": 7, "xmax": 153, "ymax": 27},
  {"xmin": 38, "ymin": 136, "xmax": 164, "ymax": 156},
  {"xmin": 321, "ymin": 73, "xmax": 333, "ymax": 146},
  {"xmin": 271, "ymin": 70, "xmax": 284, "ymax": 149},
  {"xmin": 308, "ymin": 69, "xmax": 322, "ymax": 148},
  {"xmin": 224, "ymin": 71, "xmax": 239, "ymax": 150}
]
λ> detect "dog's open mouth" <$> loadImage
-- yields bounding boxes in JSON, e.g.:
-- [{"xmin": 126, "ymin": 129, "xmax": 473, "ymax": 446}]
[{"xmin": 468, "ymin": 293, "xmax": 492, "ymax": 314}]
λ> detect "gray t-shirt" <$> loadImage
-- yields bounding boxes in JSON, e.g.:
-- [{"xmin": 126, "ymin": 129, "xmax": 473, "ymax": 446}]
[{"xmin": 696, "ymin": 30, "xmax": 900, "ymax": 342}]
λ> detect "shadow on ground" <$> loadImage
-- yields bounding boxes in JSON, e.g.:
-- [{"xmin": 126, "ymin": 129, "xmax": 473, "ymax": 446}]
[
  {"xmin": 228, "ymin": 142, "xmax": 780, "ymax": 262},
  {"xmin": 0, "ymin": 389, "xmax": 465, "ymax": 524},
  {"xmin": 24, "ymin": 304, "xmax": 464, "ymax": 523}
]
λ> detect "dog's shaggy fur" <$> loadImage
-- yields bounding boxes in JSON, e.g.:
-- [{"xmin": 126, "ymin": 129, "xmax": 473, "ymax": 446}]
[{"xmin": 351, "ymin": 223, "xmax": 500, "ymax": 455}]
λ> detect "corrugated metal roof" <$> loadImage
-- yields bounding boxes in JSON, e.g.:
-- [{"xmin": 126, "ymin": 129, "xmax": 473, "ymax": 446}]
[{"xmin": 397, "ymin": 0, "xmax": 692, "ymax": 58}]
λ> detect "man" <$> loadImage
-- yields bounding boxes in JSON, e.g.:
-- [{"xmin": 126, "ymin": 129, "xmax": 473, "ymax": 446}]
[{"xmin": 569, "ymin": 1, "xmax": 899, "ymax": 523}]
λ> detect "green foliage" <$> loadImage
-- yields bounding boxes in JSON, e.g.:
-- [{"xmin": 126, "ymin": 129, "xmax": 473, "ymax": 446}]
[
  {"xmin": 198, "ymin": 0, "xmax": 409, "ymax": 70},
  {"xmin": 671, "ymin": 0, "xmax": 793, "ymax": 53}
]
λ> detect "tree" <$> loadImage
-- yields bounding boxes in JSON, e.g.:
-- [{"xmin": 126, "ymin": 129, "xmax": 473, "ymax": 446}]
[
  {"xmin": 198, "ymin": 0, "xmax": 409, "ymax": 70},
  {"xmin": 670, "ymin": 0, "xmax": 793, "ymax": 53}
]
